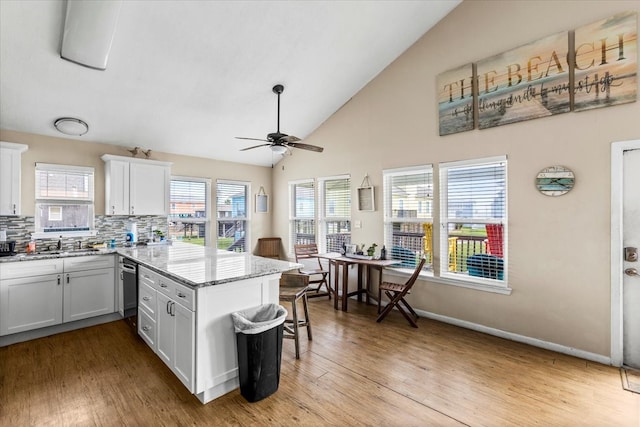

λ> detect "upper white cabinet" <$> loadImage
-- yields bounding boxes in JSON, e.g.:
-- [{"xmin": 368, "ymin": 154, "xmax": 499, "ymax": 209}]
[
  {"xmin": 102, "ymin": 155, "xmax": 171, "ymax": 215},
  {"xmin": 0, "ymin": 141, "xmax": 28, "ymax": 216}
]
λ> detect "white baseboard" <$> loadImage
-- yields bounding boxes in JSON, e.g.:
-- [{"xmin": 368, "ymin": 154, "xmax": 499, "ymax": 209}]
[{"xmin": 414, "ymin": 308, "xmax": 612, "ymax": 366}]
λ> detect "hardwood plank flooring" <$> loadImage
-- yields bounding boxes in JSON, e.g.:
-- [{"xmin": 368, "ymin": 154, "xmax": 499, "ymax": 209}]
[{"xmin": 1, "ymin": 300, "xmax": 638, "ymax": 426}]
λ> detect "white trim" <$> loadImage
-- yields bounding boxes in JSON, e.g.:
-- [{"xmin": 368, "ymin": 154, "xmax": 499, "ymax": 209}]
[
  {"xmin": 100, "ymin": 154, "xmax": 172, "ymax": 167},
  {"xmin": 440, "ymin": 154, "xmax": 507, "ymax": 169},
  {"xmin": 289, "ymin": 178, "xmax": 314, "ymax": 185},
  {"xmin": 35, "ymin": 162, "xmax": 94, "ymax": 173},
  {"xmin": 610, "ymin": 138, "xmax": 640, "ymax": 367},
  {"xmin": 0, "ymin": 141, "xmax": 28, "ymax": 152},
  {"xmin": 384, "ymin": 268, "xmax": 512, "ymax": 295},
  {"xmin": 32, "ymin": 230, "xmax": 98, "ymax": 239},
  {"xmin": 382, "ymin": 164, "xmax": 433, "ymax": 176},
  {"xmin": 414, "ymin": 308, "xmax": 610, "ymax": 365}
]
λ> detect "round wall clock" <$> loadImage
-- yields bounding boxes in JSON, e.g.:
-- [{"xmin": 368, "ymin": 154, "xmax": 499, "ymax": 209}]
[{"xmin": 535, "ymin": 166, "xmax": 575, "ymax": 196}]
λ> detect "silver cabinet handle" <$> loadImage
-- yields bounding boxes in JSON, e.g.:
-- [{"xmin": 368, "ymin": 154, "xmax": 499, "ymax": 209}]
[
  {"xmin": 160, "ymin": 283, "xmax": 168, "ymax": 288},
  {"xmin": 131, "ymin": 206, "xmax": 134, "ymax": 214},
  {"xmin": 57, "ymin": 275, "xmax": 61, "ymax": 285},
  {"xmin": 112, "ymin": 205, "xmax": 115, "ymax": 214},
  {"xmin": 66, "ymin": 274, "xmax": 70, "ymax": 284},
  {"xmin": 142, "ymin": 326, "xmax": 150, "ymax": 332},
  {"xmin": 177, "ymin": 292, "xmax": 186, "ymax": 298},
  {"xmin": 143, "ymin": 296, "xmax": 151, "ymax": 301},
  {"xmin": 13, "ymin": 203, "xmax": 16, "ymax": 214}
]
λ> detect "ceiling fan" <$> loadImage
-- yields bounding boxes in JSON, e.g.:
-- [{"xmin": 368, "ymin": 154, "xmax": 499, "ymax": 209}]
[{"xmin": 236, "ymin": 84, "xmax": 324, "ymax": 155}]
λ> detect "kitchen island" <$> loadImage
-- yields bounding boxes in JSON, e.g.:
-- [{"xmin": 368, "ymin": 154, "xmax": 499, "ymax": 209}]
[{"xmin": 119, "ymin": 242, "xmax": 300, "ymax": 404}]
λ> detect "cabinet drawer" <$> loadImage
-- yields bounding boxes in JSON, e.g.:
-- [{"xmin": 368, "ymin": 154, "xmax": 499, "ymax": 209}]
[
  {"xmin": 63, "ymin": 255, "xmax": 115, "ymax": 272},
  {"xmin": 138, "ymin": 266, "xmax": 158, "ymax": 289},
  {"xmin": 1, "ymin": 259, "xmax": 63, "ymax": 280},
  {"xmin": 139, "ymin": 282, "xmax": 156, "ymax": 316},
  {"xmin": 138, "ymin": 308, "xmax": 156, "ymax": 349},
  {"xmin": 157, "ymin": 275, "xmax": 194, "ymax": 311}
]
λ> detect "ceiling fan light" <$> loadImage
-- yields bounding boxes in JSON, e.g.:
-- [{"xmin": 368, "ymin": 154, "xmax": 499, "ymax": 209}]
[
  {"xmin": 271, "ymin": 145, "xmax": 287, "ymax": 155},
  {"xmin": 54, "ymin": 117, "xmax": 89, "ymax": 136}
]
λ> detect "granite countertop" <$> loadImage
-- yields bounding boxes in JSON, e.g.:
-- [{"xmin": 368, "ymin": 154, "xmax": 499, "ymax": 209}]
[
  {"xmin": 1, "ymin": 242, "xmax": 301, "ymax": 288},
  {"xmin": 118, "ymin": 242, "xmax": 301, "ymax": 287}
]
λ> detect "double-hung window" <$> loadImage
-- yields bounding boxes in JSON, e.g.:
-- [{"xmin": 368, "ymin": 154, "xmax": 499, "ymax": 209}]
[
  {"xmin": 318, "ymin": 175, "xmax": 351, "ymax": 253},
  {"xmin": 289, "ymin": 179, "xmax": 316, "ymax": 252},
  {"xmin": 216, "ymin": 180, "xmax": 249, "ymax": 252},
  {"xmin": 34, "ymin": 163, "xmax": 95, "ymax": 237},
  {"xmin": 169, "ymin": 177, "xmax": 211, "ymax": 246},
  {"xmin": 440, "ymin": 156, "xmax": 507, "ymax": 285},
  {"xmin": 383, "ymin": 166, "xmax": 433, "ymax": 271}
]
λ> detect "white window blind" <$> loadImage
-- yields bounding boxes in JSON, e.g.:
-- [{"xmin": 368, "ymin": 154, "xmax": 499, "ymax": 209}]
[
  {"xmin": 169, "ymin": 177, "xmax": 210, "ymax": 246},
  {"xmin": 216, "ymin": 180, "xmax": 249, "ymax": 252},
  {"xmin": 35, "ymin": 163, "xmax": 94, "ymax": 233},
  {"xmin": 440, "ymin": 156, "xmax": 507, "ymax": 283},
  {"xmin": 319, "ymin": 176, "xmax": 351, "ymax": 253},
  {"xmin": 383, "ymin": 166, "xmax": 433, "ymax": 270},
  {"xmin": 289, "ymin": 180, "xmax": 316, "ymax": 252}
]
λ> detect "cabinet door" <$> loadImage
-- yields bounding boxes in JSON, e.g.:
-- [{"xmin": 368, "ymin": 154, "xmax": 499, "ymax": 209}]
[
  {"xmin": 173, "ymin": 301, "xmax": 195, "ymax": 392},
  {"xmin": 0, "ymin": 147, "xmax": 21, "ymax": 215},
  {"xmin": 156, "ymin": 292, "xmax": 175, "ymax": 367},
  {"xmin": 129, "ymin": 163, "xmax": 169, "ymax": 215},
  {"xmin": 63, "ymin": 268, "xmax": 115, "ymax": 323},
  {"xmin": 0, "ymin": 274, "xmax": 63, "ymax": 335},
  {"xmin": 105, "ymin": 159, "xmax": 130, "ymax": 215}
]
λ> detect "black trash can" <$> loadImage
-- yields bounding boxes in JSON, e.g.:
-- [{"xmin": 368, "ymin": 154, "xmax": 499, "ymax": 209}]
[{"xmin": 231, "ymin": 303, "xmax": 288, "ymax": 402}]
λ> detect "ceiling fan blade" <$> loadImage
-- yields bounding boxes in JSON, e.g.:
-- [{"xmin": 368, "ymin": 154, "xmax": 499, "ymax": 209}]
[
  {"xmin": 279, "ymin": 135, "xmax": 301, "ymax": 143},
  {"xmin": 235, "ymin": 136, "xmax": 269, "ymax": 142},
  {"xmin": 240, "ymin": 143, "xmax": 272, "ymax": 151},
  {"xmin": 286, "ymin": 141, "xmax": 324, "ymax": 152}
]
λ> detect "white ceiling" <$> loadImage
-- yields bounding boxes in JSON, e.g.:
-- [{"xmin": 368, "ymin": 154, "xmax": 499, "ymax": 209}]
[{"xmin": 0, "ymin": 0, "xmax": 460, "ymax": 167}]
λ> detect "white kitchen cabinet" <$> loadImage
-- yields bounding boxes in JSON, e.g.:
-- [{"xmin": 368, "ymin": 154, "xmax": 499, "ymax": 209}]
[
  {"xmin": 0, "ymin": 255, "xmax": 116, "ymax": 336},
  {"xmin": 138, "ymin": 265, "xmax": 195, "ymax": 392},
  {"xmin": 0, "ymin": 141, "xmax": 28, "ymax": 216},
  {"xmin": 102, "ymin": 154, "xmax": 171, "ymax": 215},
  {"xmin": 63, "ymin": 268, "xmax": 115, "ymax": 322}
]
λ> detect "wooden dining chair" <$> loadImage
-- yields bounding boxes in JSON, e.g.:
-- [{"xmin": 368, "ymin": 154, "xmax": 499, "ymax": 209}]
[
  {"xmin": 293, "ymin": 243, "xmax": 331, "ymax": 299},
  {"xmin": 376, "ymin": 256, "xmax": 426, "ymax": 328},
  {"xmin": 279, "ymin": 273, "xmax": 312, "ymax": 359}
]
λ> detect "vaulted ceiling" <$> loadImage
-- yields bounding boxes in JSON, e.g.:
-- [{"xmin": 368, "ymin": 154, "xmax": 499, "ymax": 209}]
[{"xmin": 0, "ymin": 0, "xmax": 461, "ymax": 166}]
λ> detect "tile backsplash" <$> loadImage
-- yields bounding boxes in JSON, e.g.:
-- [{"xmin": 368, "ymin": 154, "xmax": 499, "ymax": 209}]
[{"xmin": 0, "ymin": 215, "xmax": 167, "ymax": 253}]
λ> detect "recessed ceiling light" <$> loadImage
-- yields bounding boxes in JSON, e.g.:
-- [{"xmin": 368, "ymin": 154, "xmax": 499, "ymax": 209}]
[{"xmin": 54, "ymin": 117, "xmax": 89, "ymax": 136}]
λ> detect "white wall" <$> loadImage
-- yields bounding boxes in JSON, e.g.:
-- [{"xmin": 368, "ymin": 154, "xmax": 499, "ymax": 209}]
[{"xmin": 272, "ymin": 0, "xmax": 640, "ymax": 357}]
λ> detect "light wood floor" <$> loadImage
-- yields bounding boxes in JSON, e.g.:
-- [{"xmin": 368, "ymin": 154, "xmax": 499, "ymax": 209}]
[{"xmin": 1, "ymin": 300, "xmax": 638, "ymax": 426}]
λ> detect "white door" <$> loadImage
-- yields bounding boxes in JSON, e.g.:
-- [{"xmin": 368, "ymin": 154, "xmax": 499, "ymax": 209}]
[
  {"xmin": 623, "ymin": 148, "xmax": 640, "ymax": 369},
  {"xmin": 63, "ymin": 268, "xmax": 115, "ymax": 323}
]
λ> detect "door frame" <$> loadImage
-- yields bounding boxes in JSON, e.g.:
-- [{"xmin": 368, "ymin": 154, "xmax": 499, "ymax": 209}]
[{"xmin": 611, "ymin": 138, "xmax": 640, "ymax": 367}]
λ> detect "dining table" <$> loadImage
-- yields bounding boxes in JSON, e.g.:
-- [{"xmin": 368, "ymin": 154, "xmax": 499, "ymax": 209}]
[{"xmin": 315, "ymin": 252, "xmax": 400, "ymax": 311}]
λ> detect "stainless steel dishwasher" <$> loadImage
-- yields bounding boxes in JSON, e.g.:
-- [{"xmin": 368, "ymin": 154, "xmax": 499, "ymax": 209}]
[{"xmin": 119, "ymin": 257, "xmax": 138, "ymax": 329}]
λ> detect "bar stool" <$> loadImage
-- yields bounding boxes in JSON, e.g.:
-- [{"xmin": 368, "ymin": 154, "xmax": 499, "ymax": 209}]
[{"xmin": 279, "ymin": 273, "xmax": 312, "ymax": 359}]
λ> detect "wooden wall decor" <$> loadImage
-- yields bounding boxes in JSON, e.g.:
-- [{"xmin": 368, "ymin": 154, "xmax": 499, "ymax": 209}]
[
  {"xmin": 476, "ymin": 30, "xmax": 571, "ymax": 130},
  {"xmin": 573, "ymin": 11, "xmax": 637, "ymax": 112},
  {"xmin": 437, "ymin": 63, "xmax": 475, "ymax": 136}
]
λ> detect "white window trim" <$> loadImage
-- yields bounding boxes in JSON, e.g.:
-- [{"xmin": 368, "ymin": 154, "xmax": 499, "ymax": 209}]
[
  {"xmin": 170, "ymin": 175, "xmax": 211, "ymax": 245},
  {"xmin": 383, "ymin": 165, "xmax": 433, "ymax": 271},
  {"xmin": 216, "ymin": 179, "xmax": 251, "ymax": 251},
  {"xmin": 34, "ymin": 163, "xmax": 95, "ymax": 238},
  {"xmin": 318, "ymin": 174, "xmax": 350, "ymax": 253},
  {"xmin": 438, "ymin": 155, "xmax": 509, "ymax": 292},
  {"xmin": 289, "ymin": 178, "xmax": 315, "ymax": 256}
]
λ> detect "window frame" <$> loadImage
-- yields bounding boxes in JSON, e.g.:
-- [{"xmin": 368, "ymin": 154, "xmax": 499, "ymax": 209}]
[
  {"xmin": 216, "ymin": 179, "xmax": 250, "ymax": 253},
  {"xmin": 382, "ymin": 165, "xmax": 434, "ymax": 275},
  {"xmin": 33, "ymin": 163, "xmax": 96, "ymax": 238},
  {"xmin": 317, "ymin": 174, "xmax": 351, "ymax": 253},
  {"xmin": 438, "ymin": 155, "xmax": 509, "ymax": 292},
  {"xmin": 169, "ymin": 176, "xmax": 211, "ymax": 246},
  {"xmin": 289, "ymin": 179, "xmax": 316, "ymax": 255}
]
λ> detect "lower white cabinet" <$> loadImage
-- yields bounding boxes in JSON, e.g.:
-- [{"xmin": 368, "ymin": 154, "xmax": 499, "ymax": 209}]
[
  {"xmin": 0, "ymin": 255, "xmax": 116, "ymax": 336},
  {"xmin": 138, "ymin": 266, "xmax": 195, "ymax": 392}
]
